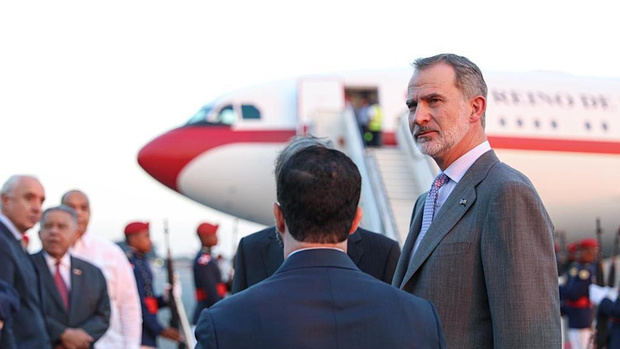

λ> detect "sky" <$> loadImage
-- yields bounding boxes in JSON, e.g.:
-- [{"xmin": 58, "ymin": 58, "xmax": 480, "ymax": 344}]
[{"xmin": 1, "ymin": 0, "xmax": 619, "ymax": 257}]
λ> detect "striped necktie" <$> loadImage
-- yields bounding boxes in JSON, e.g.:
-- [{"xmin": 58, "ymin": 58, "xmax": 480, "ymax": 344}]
[{"xmin": 411, "ymin": 173, "xmax": 449, "ymax": 258}]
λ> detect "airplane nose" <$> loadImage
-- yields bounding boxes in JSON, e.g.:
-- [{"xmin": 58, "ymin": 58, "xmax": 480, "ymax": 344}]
[{"xmin": 137, "ymin": 128, "xmax": 196, "ymax": 191}]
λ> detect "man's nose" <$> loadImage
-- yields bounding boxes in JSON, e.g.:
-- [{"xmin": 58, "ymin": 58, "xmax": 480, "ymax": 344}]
[{"xmin": 411, "ymin": 104, "xmax": 431, "ymax": 126}]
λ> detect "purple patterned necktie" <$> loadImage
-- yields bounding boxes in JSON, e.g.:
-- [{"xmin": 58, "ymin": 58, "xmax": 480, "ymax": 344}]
[
  {"xmin": 54, "ymin": 260, "xmax": 70, "ymax": 310},
  {"xmin": 411, "ymin": 173, "xmax": 449, "ymax": 258}
]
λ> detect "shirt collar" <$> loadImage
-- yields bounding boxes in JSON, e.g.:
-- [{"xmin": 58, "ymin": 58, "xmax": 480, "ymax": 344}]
[
  {"xmin": 443, "ymin": 141, "xmax": 491, "ymax": 184},
  {"xmin": 0, "ymin": 213, "xmax": 23, "ymax": 241},
  {"xmin": 43, "ymin": 250, "xmax": 71, "ymax": 268},
  {"xmin": 287, "ymin": 246, "xmax": 346, "ymax": 258}
]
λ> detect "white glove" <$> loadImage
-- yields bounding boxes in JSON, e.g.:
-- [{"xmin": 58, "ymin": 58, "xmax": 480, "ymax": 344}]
[
  {"xmin": 589, "ymin": 284, "xmax": 610, "ymax": 306},
  {"xmin": 607, "ymin": 287, "xmax": 618, "ymax": 302}
]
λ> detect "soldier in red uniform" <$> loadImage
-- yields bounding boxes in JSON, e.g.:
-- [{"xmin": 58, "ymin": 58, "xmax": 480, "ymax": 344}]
[{"xmin": 191, "ymin": 222, "xmax": 226, "ymax": 324}]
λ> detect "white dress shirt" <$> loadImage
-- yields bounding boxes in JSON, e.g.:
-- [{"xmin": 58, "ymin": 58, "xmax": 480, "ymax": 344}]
[
  {"xmin": 435, "ymin": 141, "xmax": 491, "ymax": 216},
  {"xmin": 71, "ymin": 231, "xmax": 142, "ymax": 349},
  {"xmin": 43, "ymin": 251, "xmax": 72, "ymax": 290}
]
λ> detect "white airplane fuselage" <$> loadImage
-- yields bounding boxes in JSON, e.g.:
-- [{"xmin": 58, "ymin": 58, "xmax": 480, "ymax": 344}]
[{"xmin": 138, "ymin": 69, "xmax": 620, "ymax": 249}]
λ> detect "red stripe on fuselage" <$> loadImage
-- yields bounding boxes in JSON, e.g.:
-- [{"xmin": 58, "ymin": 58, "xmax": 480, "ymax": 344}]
[{"xmin": 488, "ymin": 136, "xmax": 620, "ymax": 155}]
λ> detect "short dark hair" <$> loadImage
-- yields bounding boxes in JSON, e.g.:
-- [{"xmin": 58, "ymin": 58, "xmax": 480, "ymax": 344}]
[{"xmin": 276, "ymin": 146, "xmax": 361, "ymax": 243}]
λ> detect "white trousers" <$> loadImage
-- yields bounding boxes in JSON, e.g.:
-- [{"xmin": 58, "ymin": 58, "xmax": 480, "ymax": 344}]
[{"xmin": 568, "ymin": 328, "xmax": 592, "ymax": 349}]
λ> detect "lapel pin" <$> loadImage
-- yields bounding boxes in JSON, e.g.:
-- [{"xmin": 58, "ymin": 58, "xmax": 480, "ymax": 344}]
[
  {"xmin": 459, "ymin": 199, "xmax": 467, "ymax": 206},
  {"xmin": 73, "ymin": 268, "xmax": 82, "ymax": 275}
]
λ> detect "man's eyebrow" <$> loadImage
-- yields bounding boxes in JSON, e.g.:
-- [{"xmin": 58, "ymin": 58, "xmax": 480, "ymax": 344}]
[{"xmin": 421, "ymin": 92, "xmax": 442, "ymax": 101}]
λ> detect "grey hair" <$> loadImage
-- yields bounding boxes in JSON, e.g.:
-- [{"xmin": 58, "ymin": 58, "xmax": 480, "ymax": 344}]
[
  {"xmin": 274, "ymin": 136, "xmax": 333, "ymax": 180},
  {"xmin": 40, "ymin": 205, "xmax": 78, "ymax": 228},
  {"xmin": 413, "ymin": 53, "xmax": 487, "ymax": 127},
  {"xmin": 1, "ymin": 175, "xmax": 40, "ymax": 209}
]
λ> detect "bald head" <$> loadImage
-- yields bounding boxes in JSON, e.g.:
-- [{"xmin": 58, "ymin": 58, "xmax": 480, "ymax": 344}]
[
  {"xmin": 61, "ymin": 190, "xmax": 91, "ymax": 237},
  {"xmin": 1, "ymin": 175, "xmax": 45, "ymax": 233}
]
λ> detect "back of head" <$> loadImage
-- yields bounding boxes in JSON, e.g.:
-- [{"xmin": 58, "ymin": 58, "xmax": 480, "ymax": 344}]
[
  {"xmin": 276, "ymin": 146, "xmax": 361, "ymax": 243},
  {"xmin": 275, "ymin": 135, "xmax": 333, "ymax": 180}
]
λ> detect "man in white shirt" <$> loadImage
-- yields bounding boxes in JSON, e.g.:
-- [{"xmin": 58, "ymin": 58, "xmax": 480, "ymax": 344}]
[{"xmin": 62, "ymin": 190, "xmax": 142, "ymax": 349}]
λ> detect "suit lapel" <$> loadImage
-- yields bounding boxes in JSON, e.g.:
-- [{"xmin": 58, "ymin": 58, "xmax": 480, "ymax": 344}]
[
  {"xmin": 263, "ymin": 228, "xmax": 284, "ymax": 277},
  {"xmin": 394, "ymin": 195, "xmax": 425, "ymax": 287},
  {"xmin": 33, "ymin": 252, "xmax": 68, "ymax": 314},
  {"xmin": 346, "ymin": 230, "xmax": 363, "ymax": 265},
  {"xmin": 401, "ymin": 150, "xmax": 499, "ymax": 287},
  {"xmin": 68, "ymin": 257, "xmax": 82, "ymax": 320}
]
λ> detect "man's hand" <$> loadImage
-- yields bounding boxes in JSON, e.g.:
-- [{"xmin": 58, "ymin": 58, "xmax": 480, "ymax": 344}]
[
  {"xmin": 161, "ymin": 327, "xmax": 181, "ymax": 341},
  {"xmin": 60, "ymin": 328, "xmax": 93, "ymax": 349}
]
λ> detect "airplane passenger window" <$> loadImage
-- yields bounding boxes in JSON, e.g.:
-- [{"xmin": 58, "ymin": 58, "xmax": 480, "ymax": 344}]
[
  {"xmin": 218, "ymin": 105, "xmax": 238, "ymax": 125},
  {"xmin": 241, "ymin": 104, "xmax": 261, "ymax": 120}
]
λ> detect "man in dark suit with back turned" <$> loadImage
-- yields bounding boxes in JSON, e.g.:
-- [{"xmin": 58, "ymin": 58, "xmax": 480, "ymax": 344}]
[
  {"xmin": 392, "ymin": 53, "xmax": 561, "ymax": 348},
  {"xmin": 0, "ymin": 175, "xmax": 51, "ymax": 349},
  {"xmin": 196, "ymin": 146, "xmax": 445, "ymax": 349},
  {"xmin": 32, "ymin": 205, "xmax": 110, "ymax": 349},
  {"xmin": 232, "ymin": 136, "xmax": 400, "ymax": 294}
]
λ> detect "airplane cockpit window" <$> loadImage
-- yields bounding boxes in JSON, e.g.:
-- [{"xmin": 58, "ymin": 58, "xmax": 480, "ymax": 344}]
[
  {"xmin": 185, "ymin": 104, "xmax": 238, "ymax": 126},
  {"xmin": 218, "ymin": 105, "xmax": 237, "ymax": 125},
  {"xmin": 186, "ymin": 105, "xmax": 214, "ymax": 125},
  {"xmin": 241, "ymin": 104, "xmax": 261, "ymax": 120}
]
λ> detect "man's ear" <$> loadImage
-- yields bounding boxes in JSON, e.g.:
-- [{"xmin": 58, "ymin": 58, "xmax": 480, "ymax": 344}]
[
  {"xmin": 348, "ymin": 207, "xmax": 363, "ymax": 235},
  {"xmin": 273, "ymin": 203, "xmax": 286, "ymax": 234},
  {"xmin": 469, "ymin": 95, "xmax": 486, "ymax": 124}
]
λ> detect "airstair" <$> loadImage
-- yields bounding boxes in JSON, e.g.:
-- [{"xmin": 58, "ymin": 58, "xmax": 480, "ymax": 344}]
[{"xmin": 337, "ymin": 109, "xmax": 436, "ymax": 244}]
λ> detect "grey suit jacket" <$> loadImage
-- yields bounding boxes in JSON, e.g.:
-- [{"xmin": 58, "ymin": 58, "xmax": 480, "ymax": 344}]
[
  {"xmin": 31, "ymin": 252, "xmax": 110, "ymax": 347},
  {"xmin": 392, "ymin": 150, "xmax": 561, "ymax": 348}
]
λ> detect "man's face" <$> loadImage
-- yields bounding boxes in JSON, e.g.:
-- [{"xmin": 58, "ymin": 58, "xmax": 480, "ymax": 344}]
[
  {"xmin": 129, "ymin": 230, "xmax": 152, "ymax": 254},
  {"xmin": 1, "ymin": 177, "xmax": 45, "ymax": 233},
  {"xmin": 580, "ymin": 246, "xmax": 599, "ymax": 263},
  {"xmin": 62, "ymin": 192, "xmax": 90, "ymax": 234},
  {"xmin": 199, "ymin": 233, "xmax": 218, "ymax": 247},
  {"xmin": 407, "ymin": 63, "xmax": 472, "ymax": 161},
  {"xmin": 39, "ymin": 210, "xmax": 76, "ymax": 259}
]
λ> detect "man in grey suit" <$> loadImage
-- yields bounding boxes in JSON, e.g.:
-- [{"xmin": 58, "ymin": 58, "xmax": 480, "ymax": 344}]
[
  {"xmin": 392, "ymin": 54, "xmax": 561, "ymax": 348},
  {"xmin": 0, "ymin": 175, "xmax": 51, "ymax": 349},
  {"xmin": 32, "ymin": 205, "xmax": 110, "ymax": 349}
]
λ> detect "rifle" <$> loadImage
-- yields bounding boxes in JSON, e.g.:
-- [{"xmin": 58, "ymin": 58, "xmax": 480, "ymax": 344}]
[
  {"xmin": 608, "ymin": 226, "xmax": 619, "ymax": 287},
  {"xmin": 164, "ymin": 220, "xmax": 196, "ymax": 348},
  {"xmin": 595, "ymin": 218, "xmax": 610, "ymax": 348}
]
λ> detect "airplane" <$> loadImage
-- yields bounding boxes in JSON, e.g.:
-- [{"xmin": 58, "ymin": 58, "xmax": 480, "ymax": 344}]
[{"xmin": 137, "ymin": 68, "xmax": 620, "ymax": 253}]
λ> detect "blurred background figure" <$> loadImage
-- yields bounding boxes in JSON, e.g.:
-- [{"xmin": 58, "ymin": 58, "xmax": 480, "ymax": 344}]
[
  {"xmin": 192, "ymin": 222, "xmax": 226, "ymax": 325},
  {"xmin": 560, "ymin": 238, "xmax": 599, "ymax": 349},
  {"xmin": 63, "ymin": 190, "xmax": 142, "ymax": 349},
  {"xmin": 0, "ymin": 175, "xmax": 50, "ymax": 349},
  {"xmin": 33, "ymin": 205, "xmax": 110, "ymax": 349},
  {"xmin": 124, "ymin": 221, "xmax": 180, "ymax": 348}
]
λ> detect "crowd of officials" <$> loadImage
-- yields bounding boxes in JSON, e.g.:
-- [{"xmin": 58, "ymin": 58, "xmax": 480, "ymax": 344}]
[{"xmin": 1, "ymin": 53, "xmax": 618, "ymax": 349}]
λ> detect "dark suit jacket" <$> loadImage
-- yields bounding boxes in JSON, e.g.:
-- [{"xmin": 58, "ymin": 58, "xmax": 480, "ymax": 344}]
[
  {"xmin": 392, "ymin": 150, "xmax": 561, "ymax": 348},
  {"xmin": 231, "ymin": 227, "xmax": 400, "ymax": 293},
  {"xmin": 0, "ymin": 221, "xmax": 50, "ymax": 349},
  {"xmin": 197, "ymin": 249, "xmax": 445, "ymax": 349},
  {"xmin": 31, "ymin": 252, "xmax": 110, "ymax": 347}
]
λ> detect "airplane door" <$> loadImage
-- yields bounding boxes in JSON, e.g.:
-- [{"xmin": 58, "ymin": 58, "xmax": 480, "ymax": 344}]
[{"xmin": 298, "ymin": 78, "xmax": 344, "ymax": 136}]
